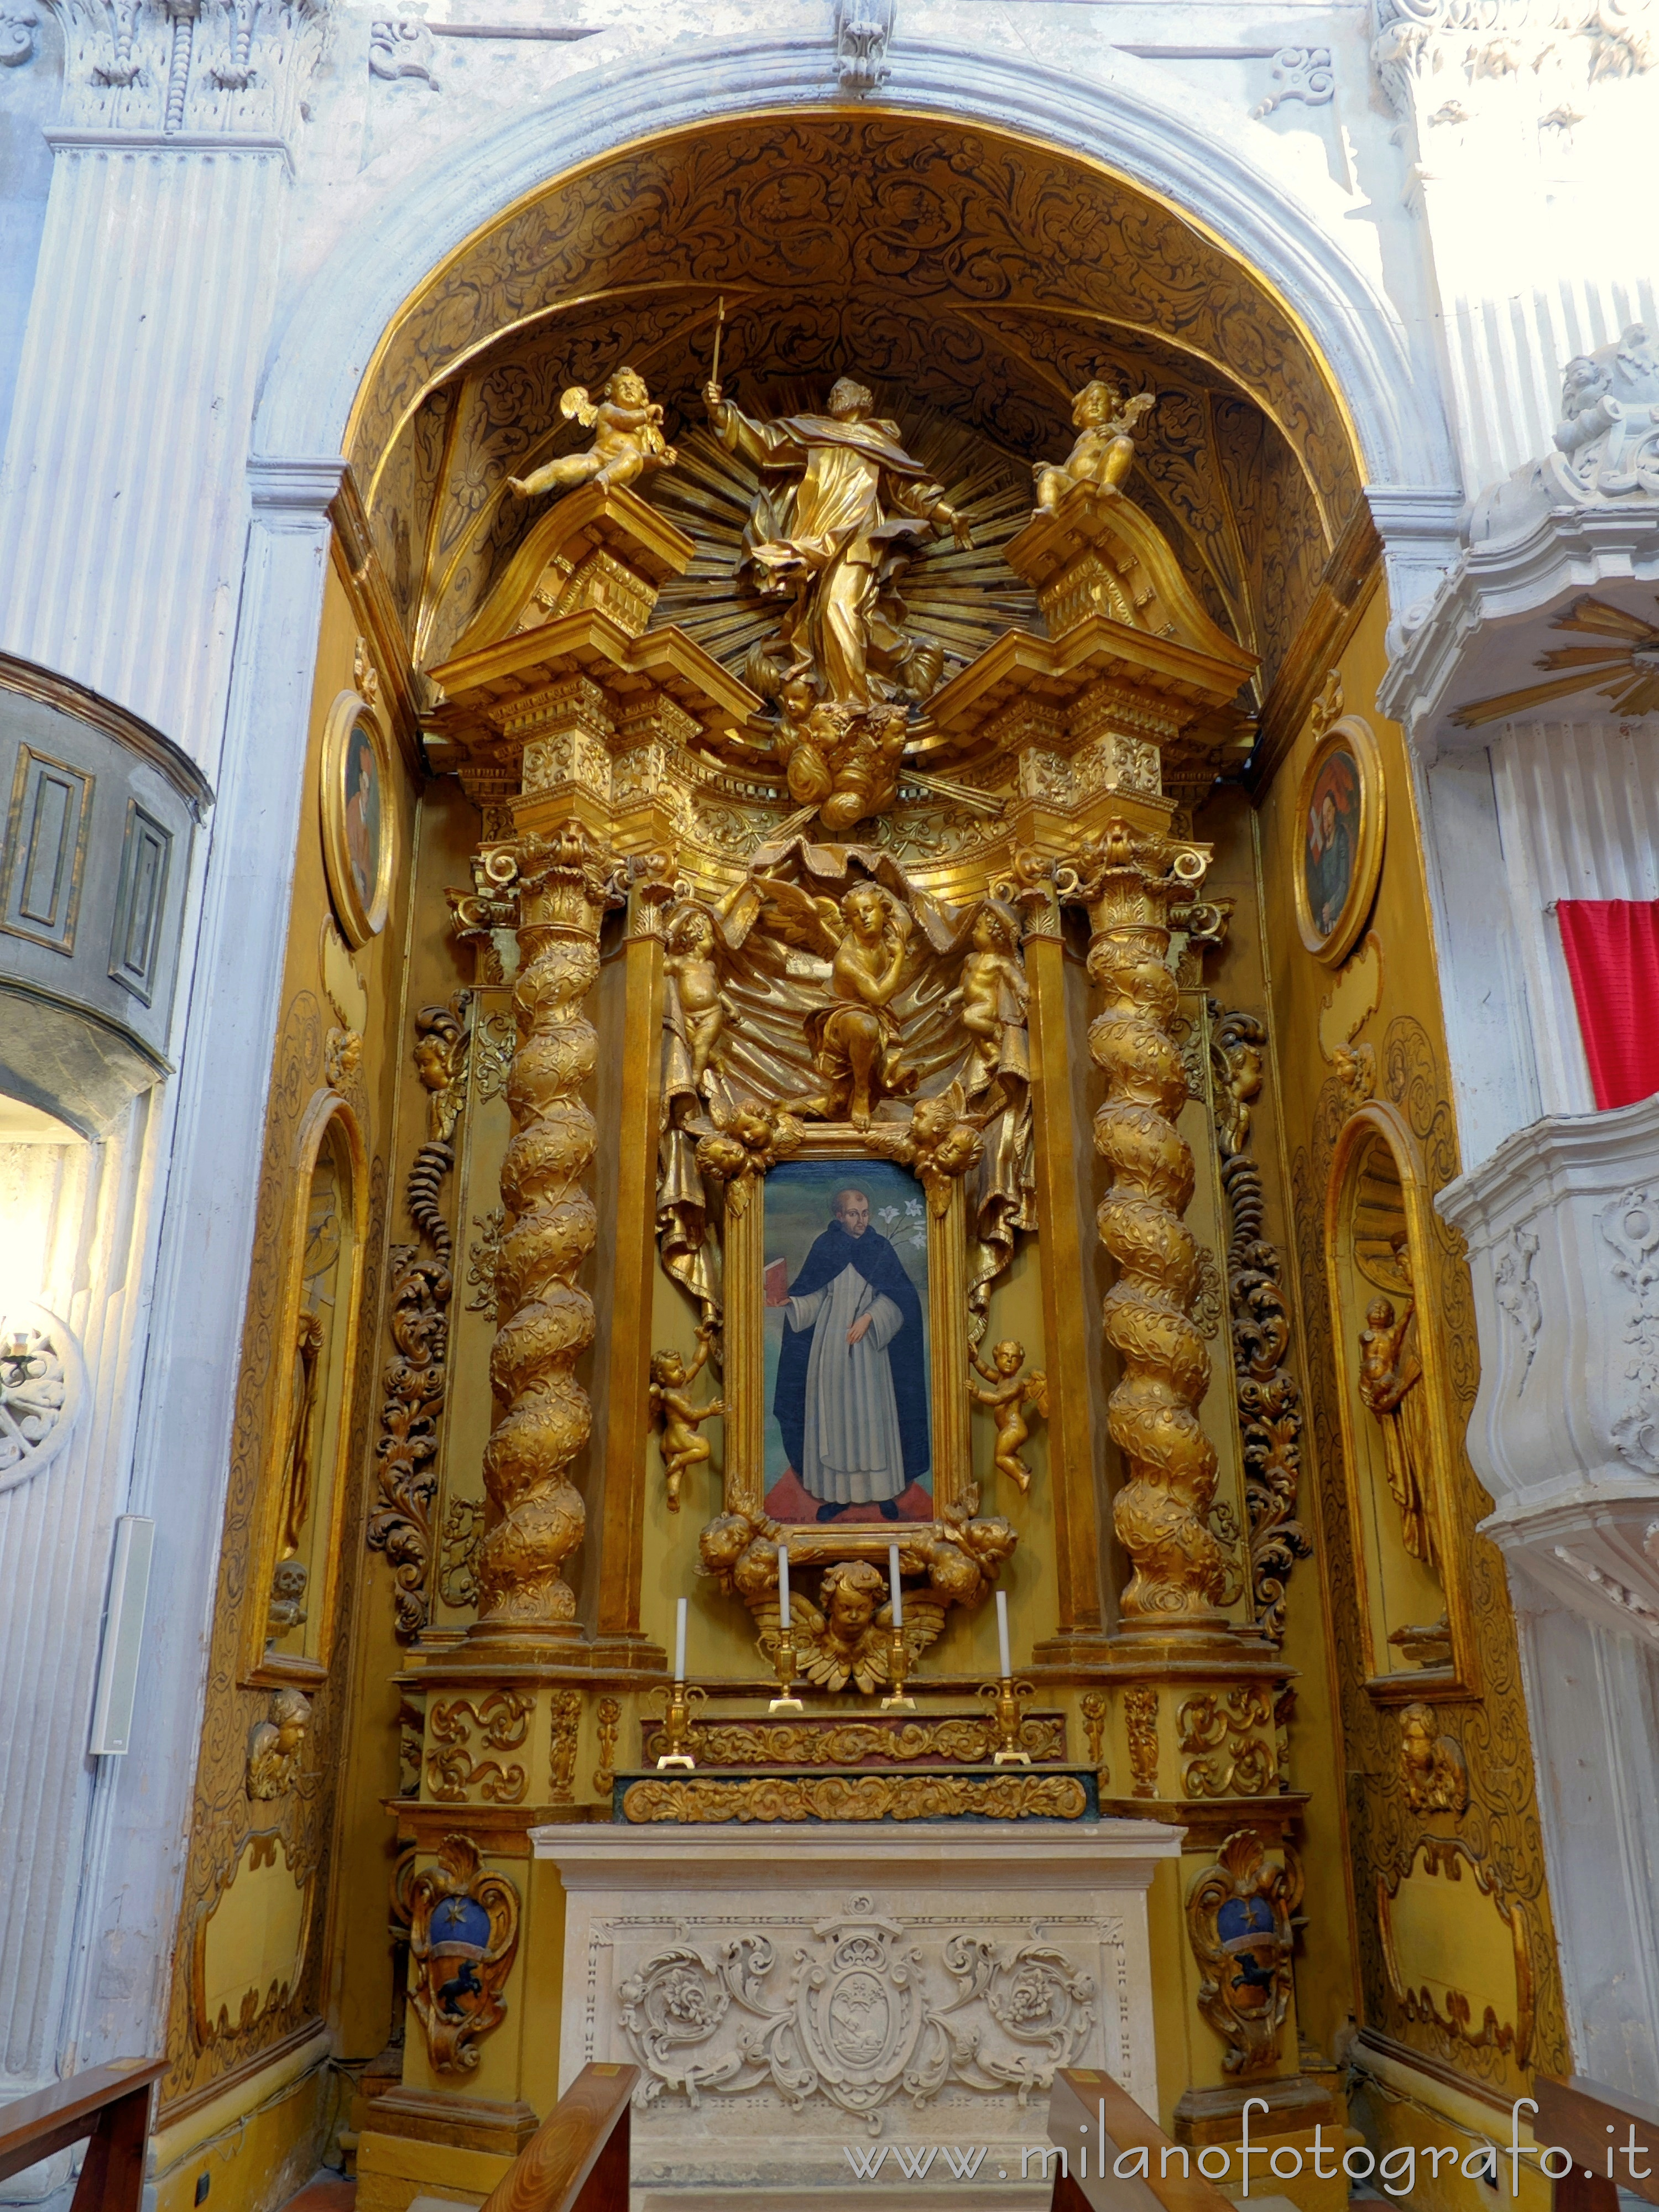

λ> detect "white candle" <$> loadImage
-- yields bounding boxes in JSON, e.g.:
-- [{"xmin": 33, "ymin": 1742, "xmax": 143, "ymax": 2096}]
[
  {"xmin": 996, "ymin": 1589, "xmax": 1012, "ymax": 1678},
  {"xmin": 888, "ymin": 1541, "xmax": 903, "ymax": 1629},
  {"xmin": 674, "ymin": 1595, "xmax": 687, "ymax": 1682},
  {"xmin": 778, "ymin": 1542, "xmax": 791, "ymax": 1626}
]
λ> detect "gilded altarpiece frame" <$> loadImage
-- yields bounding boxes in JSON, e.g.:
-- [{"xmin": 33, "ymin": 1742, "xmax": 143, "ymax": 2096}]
[{"xmin": 721, "ymin": 1126, "xmax": 972, "ymax": 1550}]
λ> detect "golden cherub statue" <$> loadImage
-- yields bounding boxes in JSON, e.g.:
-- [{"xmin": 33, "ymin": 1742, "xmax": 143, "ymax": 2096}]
[
  {"xmin": 763, "ymin": 1559, "xmax": 945, "ymax": 1697},
  {"xmin": 968, "ymin": 1339, "xmax": 1049, "ymax": 1495},
  {"xmin": 1399, "ymin": 1702, "xmax": 1468, "ymax": 1813},
  {"xmin": 1033, "ymin": 378, "xmax": 1156, "ymax": 514},
  {"xmin": 662, "ymin": 904, "xmax": 731, "ymax": 1095},
  {"xmin": 649, "ymin": 1329, "xmax": 724, "ymax": 1511},
  {"xmin": 756, "ymin": 878, "xmax": 920, "ymax": 1125},
  {"xmin": 508, "ymin": 366, "xmax": 676, "ymax": 503},
  {"xmin": 943, "ymin": 899, "xmax": 1030, "ymax": 1095},
  {"xmin": 774, "ymin": 691, "xmax": 911, "ymax": 836},
  {"xmin": 411, "ymin": 1000, "xmax": 470, "ymax": 1144},
  {"xmin": 246, "ymin": 1688, "xmax": 312, "ymax": 1801},
  {"xmin": 693, "ymin": 1097, "xmax": 805, "ymax": 1208}
]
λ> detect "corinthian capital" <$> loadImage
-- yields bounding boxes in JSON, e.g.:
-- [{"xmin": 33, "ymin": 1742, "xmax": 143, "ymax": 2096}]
[
  {"xmin": 1370, "ymin": 0, "xmax": 1653, "ymax": 147},
  {"xmin": 44, "ymin": 0, "xmax": 328, "ymax": 137}
]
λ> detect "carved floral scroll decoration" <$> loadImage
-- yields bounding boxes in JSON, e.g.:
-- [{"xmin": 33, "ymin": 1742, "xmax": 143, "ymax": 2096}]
[
  {"xmin": 617, "ymin": 1903, "xmax": 1095, "ymax": 2117},
  {"xmin": 368, "ymin": 999, "xmax": 472, "ymax": 1639},
  {"xmin": 1211, "ymin": 1009, "xmax": 1311, "ymax": 1641}
]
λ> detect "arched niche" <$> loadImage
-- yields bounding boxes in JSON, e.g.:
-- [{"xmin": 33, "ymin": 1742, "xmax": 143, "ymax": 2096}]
[
  {"xmin": 243, "ymin": 1089, "xmax": 369, "ymax": 1691},
  {"xmin": 1324, "ymin": 1102, "xmax": 1479, "ymax": 1704},
  {"xmin": 340, "ymin": 111, "xmax": 1366, "ymax": 696}
]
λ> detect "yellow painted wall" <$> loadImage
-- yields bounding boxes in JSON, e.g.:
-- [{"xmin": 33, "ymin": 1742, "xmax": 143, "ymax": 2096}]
[
  {"xmin": 157, "ymin": 547, "xmax": 422, "ymax": 2210},
  {"xmin": 1248, "ymin": 583, "xmax": 1569, "ymax": 2143}
]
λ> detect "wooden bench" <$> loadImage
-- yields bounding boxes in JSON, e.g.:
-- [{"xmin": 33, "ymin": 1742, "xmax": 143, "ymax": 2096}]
[
  {"xmin": 0, "ymin": 2059, "xmax": 166, "ymax": 2212},
  {"xmin": 475, "ymin": 2065, "xmax": 637, "ymax": 2212},
  {"xmin": 1046, "ymin": 2067, "xmax": 1237, "ymax": 2212},
  {"xmin": 1534, "ymin": 2074, "xmax": 1659, "ymax": 2212}
]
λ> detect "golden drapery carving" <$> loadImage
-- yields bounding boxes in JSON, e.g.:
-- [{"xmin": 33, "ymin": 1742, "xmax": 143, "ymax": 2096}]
[
  {"xmin": 476, "ymin": 825, "xmax": 620, "ymax": 1637},
  {"xmin": 655, "ymin": 843, "xmax": 1036, "ymax": 1351},
  {"xmin": 1065, "ymin": 821, "xmax": 1225, "ymax": 1626}
]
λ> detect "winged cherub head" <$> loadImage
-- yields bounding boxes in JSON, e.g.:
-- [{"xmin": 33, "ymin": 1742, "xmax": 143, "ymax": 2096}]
[{"xmin": 818, "ymin": 1559, "xmax": 886, "ymax": 1658}]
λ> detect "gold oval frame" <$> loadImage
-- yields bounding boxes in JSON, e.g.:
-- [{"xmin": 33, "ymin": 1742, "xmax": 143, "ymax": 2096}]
[
  {"xmin": 1293, "ymin": 713, "xmax": 1385, "ymax": 967},
  {"xmin": 320, "ymin": 688, "xmax": 395, "ymax": 948}
]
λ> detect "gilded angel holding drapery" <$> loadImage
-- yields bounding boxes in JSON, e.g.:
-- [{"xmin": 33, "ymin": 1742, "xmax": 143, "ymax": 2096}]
[
  {"xmin": 752, "ymin": 877, "xmax": 921, "ymax": 1125},
  {"xmin": 941, "ymin": 898, "xmax": 1030, "ymax": 1099}
]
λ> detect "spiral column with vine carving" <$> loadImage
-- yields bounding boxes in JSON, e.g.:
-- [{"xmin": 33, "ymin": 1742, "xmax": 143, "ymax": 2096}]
[
  {"xmin": 474, "ymin": 826, "xmax": 618, "ymax": 1639},
  {"xmin": 1076, "ymin": 820, "xmax": 1227, "ymax": 1629}
]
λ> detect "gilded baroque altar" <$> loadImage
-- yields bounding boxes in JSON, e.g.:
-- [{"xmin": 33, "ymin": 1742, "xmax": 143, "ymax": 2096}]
[{"xmin": 364, "ymin": 359, "xmax": 1327, "ymax": 2194}]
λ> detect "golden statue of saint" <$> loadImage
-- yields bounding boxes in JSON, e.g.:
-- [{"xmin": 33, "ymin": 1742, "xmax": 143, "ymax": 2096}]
[
  {"xmin": 1357, "ymin": 1235, "xmax": 1436, "ymax": 1565},
  {"xmin": 703, "ymin": 373, "xmax": 970, "ymax": 716}
]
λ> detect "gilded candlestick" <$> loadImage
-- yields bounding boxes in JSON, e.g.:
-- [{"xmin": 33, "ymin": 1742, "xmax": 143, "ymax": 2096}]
[
  {"xmin": 769, "ymin": 1625, "xmax": 805, "ymax": 1714},
  {"xmin": 655, "ymin": 1678, "xmax": 702, "ymax": 1768},
  {"xmin": 880, "ymin": 1622, "xmax": 915, "ymax": 1711},
  {"xmin": 978, "ymin": 1673, "xmax": 1034, "ymax": 1764}
]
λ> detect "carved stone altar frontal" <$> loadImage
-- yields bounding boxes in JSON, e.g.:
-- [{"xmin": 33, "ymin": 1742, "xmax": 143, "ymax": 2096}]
[{"xmin": 533, "ymin": 1820, "xmax": 1177, "ymax": 2202}]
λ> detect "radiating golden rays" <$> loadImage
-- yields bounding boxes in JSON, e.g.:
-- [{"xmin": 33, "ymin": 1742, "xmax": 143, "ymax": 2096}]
[
  {"xmin": 649, "ymin": 392, "xmax": 1042, "ymax": 704},
  {"xmin": 1452, "ymin": 594, "xmax": 1659, "ymax": 727}
]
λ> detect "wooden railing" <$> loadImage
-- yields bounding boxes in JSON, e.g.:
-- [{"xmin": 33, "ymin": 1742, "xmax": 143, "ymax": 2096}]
[
  {"xmin": 1535, "ymin": 2074, "xmax": 1659, "ymax": 2212},
  {"xmin": 476, "ymin": 2064, "xmax": 637, "ymax": 2212},
  {"xmin": 0, "ymin": 2059, "xmax": 166, "ymax": 2212},
  {"xmin": 1047, "ymin": 2068, "xmax": 1234, "ymax": 2212}
]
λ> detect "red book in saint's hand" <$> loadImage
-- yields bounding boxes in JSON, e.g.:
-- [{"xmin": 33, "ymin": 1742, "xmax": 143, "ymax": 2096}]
[{"xmin": 763, "ymin": 1258, "xmax": 789, "ymax": 1308}]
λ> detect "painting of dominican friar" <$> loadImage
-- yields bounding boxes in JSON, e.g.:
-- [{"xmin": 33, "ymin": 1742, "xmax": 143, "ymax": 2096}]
[
  {"xmin": 1303, "ymin": 744, "xmax": 1360, "ymax": 943},
  {"xmin": 761, "ymin": 1157, "xmax": 931, "ymax": 1526}
]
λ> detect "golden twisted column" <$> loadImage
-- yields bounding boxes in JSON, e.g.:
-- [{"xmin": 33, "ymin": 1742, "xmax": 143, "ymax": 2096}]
[
  {"xmin": 1071, "ymin": 820, "xmax": 1226, "ymax": 1631},
  {"xmin": 475, "ymin": 824, "xmax": 618, "ymax": 1641}
]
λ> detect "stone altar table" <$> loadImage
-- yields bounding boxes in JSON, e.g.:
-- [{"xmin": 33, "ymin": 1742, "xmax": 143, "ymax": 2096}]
[{"xmin": 531, "ymin": 1818, "xmax": 1180, "ymax": 2209}]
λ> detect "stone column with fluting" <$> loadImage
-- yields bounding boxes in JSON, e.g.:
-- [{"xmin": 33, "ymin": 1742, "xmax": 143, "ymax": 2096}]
[
  {"xmin": 475, "ymin": 823, "xmax": 619, "ymax": 1641},
  {"xmin": 1070, "ymin": 818, "xmax": 1226, "ymax": 1633}
]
